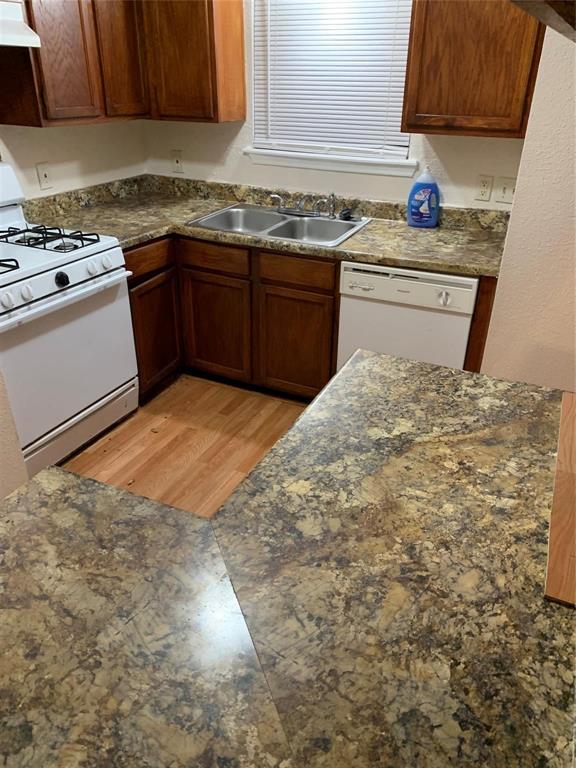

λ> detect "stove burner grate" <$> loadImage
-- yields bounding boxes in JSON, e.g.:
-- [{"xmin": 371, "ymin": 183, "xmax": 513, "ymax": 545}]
[
  {"xmin": 0, "ymin": 257, "xmax": 19, "ymax": 273},
  {"xmin": 0, "ymin": 225, "xmax": 101, "ymax": 251}
]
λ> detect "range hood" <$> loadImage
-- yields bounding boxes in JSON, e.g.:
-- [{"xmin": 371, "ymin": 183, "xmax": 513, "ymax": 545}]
[{"xmin": 0, "ymin": 0, "xmax": 40, "ymax": 47}]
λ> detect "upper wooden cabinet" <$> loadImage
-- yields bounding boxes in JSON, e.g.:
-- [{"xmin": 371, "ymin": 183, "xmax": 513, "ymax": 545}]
[
  {"xmin": 402, "ymin": 0, "xmax": 544, "ymax": 137},
  {"xmin": 0, "ymin": 0, "xmax": 245, "ymax": 126},
  {"xmin": 29, "ymin": 0, "xmax": 104, "ymax": 121},
  {"xmin": 142, "ymin": 0, "xmax": 245, "ymax": 121},
  {"xmin": 93, "ymin": 0, "xmax": 149, "ymax": 117},
  {"xmin": 0, "ymin": 0, "xmax": 105, "ymax": 125}
]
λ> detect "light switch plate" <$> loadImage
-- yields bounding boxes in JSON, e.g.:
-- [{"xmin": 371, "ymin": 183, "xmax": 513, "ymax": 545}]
[
  {"xmin": 475, "ymin": 175, "xmax": 493, "ymax": 202},
  {"xmin": 495, "ymin": 177, "xmax": 516, "ymax": 204},
  {"xmin": 171, "ymin": 149, "xmax": 184, "ymax": 174},
  {"xmin": 36, "ymin": 162, "xmax": 53, "ymax": 190}
]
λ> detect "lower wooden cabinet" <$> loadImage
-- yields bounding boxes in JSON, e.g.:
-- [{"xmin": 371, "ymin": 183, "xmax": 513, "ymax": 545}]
[
  {"xmin": 129, "ymin": 268, "xmax": 181, "ymax": 400},
  {"xmin": 256, "ymin": 284, "xmax": 334, "ymax": 398},
  {"xmin": 180, "ymin": 268, "xmax": 252, "ymax": 382},
  {"xmin": 126, "ymin": 237, "xmax": 494, "ymax": 404}
]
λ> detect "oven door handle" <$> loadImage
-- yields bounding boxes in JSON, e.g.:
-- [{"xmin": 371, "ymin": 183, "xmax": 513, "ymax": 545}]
[{"xmin": 0, "ymin": 269, "xmax": 132, "ymax": 333}]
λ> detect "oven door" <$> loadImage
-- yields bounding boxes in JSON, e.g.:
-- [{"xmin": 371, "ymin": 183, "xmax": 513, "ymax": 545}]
[{"xmin": 0, "ymin": 270, "xmax": 137, "ymax": 449}]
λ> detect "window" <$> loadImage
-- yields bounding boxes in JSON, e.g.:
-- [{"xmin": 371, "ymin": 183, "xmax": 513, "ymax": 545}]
[{"xmin": 248, "ymin": 0, "xmax": 417, "ymax": 176}]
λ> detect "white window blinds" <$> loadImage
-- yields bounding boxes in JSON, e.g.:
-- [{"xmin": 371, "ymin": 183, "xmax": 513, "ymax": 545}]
[{"xmin": 253, "ymin": 0, "xmax": 413, "ymax": 161}]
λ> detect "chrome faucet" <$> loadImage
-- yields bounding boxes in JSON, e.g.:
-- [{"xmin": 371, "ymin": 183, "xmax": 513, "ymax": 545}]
[
  {"xmin": 313, "ymin": 198, "xmax": 328, "ymax": 215},
  {"xmin": 296, "ymin": 194, "xmax": 314, "ymax": 212},
  {"xmin": 269, "ymin": 193, "xmax": 285, "ymax": 211}
]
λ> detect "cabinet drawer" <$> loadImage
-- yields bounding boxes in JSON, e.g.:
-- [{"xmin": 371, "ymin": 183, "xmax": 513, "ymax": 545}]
[
  {"xmin": 177, "ymin": 239, "xmax": 250, "ymax": 276},
  {"xmin": 259, "ymin": 252, "xmax": 335, "ymax": 292},
  {"xmin": 125, "ymin": 238, "xmax": 173, "ymax": 281}
]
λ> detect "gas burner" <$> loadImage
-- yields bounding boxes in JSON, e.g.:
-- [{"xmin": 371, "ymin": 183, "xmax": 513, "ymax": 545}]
[
  {"xmin": 14, "ymin": 234, "xmax": 43, "ymax": 246},
  {"xmin": 52, "ymin": 240, "xmax": 79, "ymax": 253},
  {"xmin": 0, "ymin": 258, "xmax": 19, "ymax": 274}
]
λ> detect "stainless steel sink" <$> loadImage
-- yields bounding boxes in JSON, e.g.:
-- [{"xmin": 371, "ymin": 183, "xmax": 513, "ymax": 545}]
[
  {"xmin": 194, "ymin": 206, "xmax": 289, "ymax": 234},
  {"xmin": 266, "ymin": 217, "xmax": 359, "ymax": 245},
  {"xmin": 190, "ymin": 203, "xmax": 370, "ymax": 247}
]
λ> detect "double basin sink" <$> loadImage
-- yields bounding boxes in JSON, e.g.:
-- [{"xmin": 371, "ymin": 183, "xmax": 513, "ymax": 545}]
[{"xmin": 190, "ymin": 203, "xmax": 370, "ymax": 248}]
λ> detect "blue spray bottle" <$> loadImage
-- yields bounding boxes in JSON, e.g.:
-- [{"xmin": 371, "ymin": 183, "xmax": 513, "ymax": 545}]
[{"xmin": 407, "ymin": 166, "xmax": 440, "ymax": 228}]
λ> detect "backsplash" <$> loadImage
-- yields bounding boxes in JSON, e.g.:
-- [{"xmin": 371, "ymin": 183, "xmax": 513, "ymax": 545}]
[{"xmin": 24, "ymin": 174, "xmax": 510, "ymax": 232}]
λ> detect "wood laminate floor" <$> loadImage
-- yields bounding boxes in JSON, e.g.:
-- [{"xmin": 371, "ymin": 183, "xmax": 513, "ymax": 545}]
[{"xmin": 65, "ymin": 376, "xmax": 305, "ymax": 518}]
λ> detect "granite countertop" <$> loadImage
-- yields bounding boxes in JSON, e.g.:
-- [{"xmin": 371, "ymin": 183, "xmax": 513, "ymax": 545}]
[
  {"xmin": 27, "ymin": 192, "xmax": 505, "ymax": 278},
  {"xmin": 1, "ymin": 352, "xmax": 573, "ymax": 767}
]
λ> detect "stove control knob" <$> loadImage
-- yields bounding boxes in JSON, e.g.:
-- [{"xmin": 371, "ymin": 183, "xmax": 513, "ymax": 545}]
[
  {"xmin": 0, "ymin": 292, "xmax": 14, "ymax": 309},
  {"xmin": 101, "ymin": 254, "xmax": 113, "ymax": 270},
  {"xmin": 55, "ymin": 271, "xmax": 70, "ymax": 288},
  {"xmin": 21, "ymin": 284, "xmax": 34, "ymax": 301},
  {"xmin": 87, "ymin": 261, "xmax": 99, "ymax": 276}
]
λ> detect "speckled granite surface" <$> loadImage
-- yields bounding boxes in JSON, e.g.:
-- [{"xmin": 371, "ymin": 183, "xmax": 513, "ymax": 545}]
[
  {"xmin": 213, "ymin": 351, "xmax": 574, "ymax": 767},
  {"xmin": 0, "ymin": 469, "xmax": 292, "ymax": 768},
  {"xmin": 2, "ymin": 352, "xmax": 572, "ymax": 767},
  {"xmin": 23, "ymin": 176, "xmax": 506, "ymax": 277}
]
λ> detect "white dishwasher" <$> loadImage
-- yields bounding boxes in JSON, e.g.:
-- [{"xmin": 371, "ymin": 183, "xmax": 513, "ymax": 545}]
[{"xmin": 337, "ymin": 262, "xmax": 479, "ymax": 370}]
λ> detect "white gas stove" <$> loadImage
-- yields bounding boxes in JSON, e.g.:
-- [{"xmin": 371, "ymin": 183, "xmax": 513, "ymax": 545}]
[{"xmin": 0, "ymin": 163, "xmax": 138, "ymax": 475}]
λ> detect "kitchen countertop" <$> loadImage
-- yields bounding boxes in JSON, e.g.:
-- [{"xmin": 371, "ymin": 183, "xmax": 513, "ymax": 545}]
[
  {"xmin": 30, "ymin": 192, "xmax": 505, "ymax": 278},
  {"xmin": 0, "ymin": 468, "xmax": 293, "ymax": 767},
  {"xmin": 1, "ymin": 351, "xmax": 572, "ymax": 767}
]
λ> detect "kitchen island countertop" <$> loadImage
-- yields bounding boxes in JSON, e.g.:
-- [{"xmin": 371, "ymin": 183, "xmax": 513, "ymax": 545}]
[{"xmin": 1, "ymin": 351, "xmax": 573, "ymax": 767}]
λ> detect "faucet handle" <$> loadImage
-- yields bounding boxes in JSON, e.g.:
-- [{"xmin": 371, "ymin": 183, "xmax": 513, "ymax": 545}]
[{"xmin": 269, "ymin": 193, "xmax": 284, "ymax": 211}]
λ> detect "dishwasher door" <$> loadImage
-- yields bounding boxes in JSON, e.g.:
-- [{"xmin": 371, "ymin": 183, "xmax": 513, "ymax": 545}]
[{"xmin": 337, "ymin": 262, "xmax": 479, "ymax": 370}]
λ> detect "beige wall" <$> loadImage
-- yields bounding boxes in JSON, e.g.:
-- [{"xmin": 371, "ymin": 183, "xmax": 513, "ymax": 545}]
[
  {"xmin": 0, "ymin": 122, "xmax": 147, "ymax": 199},
  {"xmin": 0, "ymin": 374, "xmax": 27, "ymax": 498},
  {"xmin": 482, "ymin": 29, "xmax": 576, "ymax": 392}
]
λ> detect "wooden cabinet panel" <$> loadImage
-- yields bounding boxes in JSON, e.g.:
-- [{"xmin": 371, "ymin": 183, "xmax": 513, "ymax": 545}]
[
  {"xmin": 402, "ymin": 0, "xmax": 544, "ymax": 137},
  {"xmin": 93, "ymin": 0, "xmax": 148, "ymax": 117},
  {"xmin": 177, "ymin": 239, "xmax": 250, "ymax": 276},
  {"xmin": 143, "ymin": 0, "xmax": 215, "ymax": 120},
  {"xmin": 180, "ymin": 269, "xmax": 251, "ymax": 382},
  {"xmin": 463, "ymin": 276, "xmax": 497, "ymax": 373},
  {"xmin": 259, "ymin": 252, "xmax": 335, "ymax": 292},
  {"xmin": 28, "ymin": 0, "xmax": 104, "ymax": 120},
  {"xmin": 125, "ymin": 239, "xmax": 173, "ymax": 282},
  {"xmin": 129, "ymin": 268, "xmax": 181, "ymax": 399},
  {"xmin": 142, "ymin": 0, "xmax": 245, "ymax": 122},
  {"xmin": 256, "ymin": 285, "xmax": 334, "ymax": 398}
]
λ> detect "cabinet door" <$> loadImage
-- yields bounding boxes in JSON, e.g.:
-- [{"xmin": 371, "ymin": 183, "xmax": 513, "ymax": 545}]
[
  {"xmin": 129, "ymin": 269, "xmax": 181, "ymax": 398},
  {"xmin": 402, "ymin": 0, "xmax": 543, "ymax": 137},
  {"xmin": 180, "ymin": 269, "xmax": 251, "ymax": 382},
  {"xmin": 143, "ymin": 0, "xmax": 215, "ymax": 120},
  {"xmin": 28, "ymin": 0, "xmax": 104, "ymax": 120},
  {"xmin": 93, "ymin": 0, "xmax": 148, "ymax": 117},
  {"xmin": 257, "ymin": 285, "xmax": 334, "ymax": 398}
]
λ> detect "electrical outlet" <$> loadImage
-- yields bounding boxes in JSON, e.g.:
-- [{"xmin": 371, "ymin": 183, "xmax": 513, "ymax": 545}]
[
  {"xmin": 36, "ymin": 162, "xmax": 53, "ymax": 190},
  {"xmin": 475, "ymin": 175, "xmax": 493, "ymax": 202},
  {"xmin": 170, "ymin": 149, "xmax": 184, "ymax": 174},
  {"xmin": 495, "ymin": 177, "xmax": 516, "ymax": 204}
]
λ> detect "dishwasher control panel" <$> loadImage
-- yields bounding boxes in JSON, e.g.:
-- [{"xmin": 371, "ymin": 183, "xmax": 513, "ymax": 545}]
[{"xmin": 340, "ymin": 263, "xmax": 478, "ymax": 315}]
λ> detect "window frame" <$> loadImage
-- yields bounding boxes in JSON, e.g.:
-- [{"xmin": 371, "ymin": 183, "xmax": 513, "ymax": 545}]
[{"xmin": 244, "ymin": 0, "xmax": 418, "ymax": 177}]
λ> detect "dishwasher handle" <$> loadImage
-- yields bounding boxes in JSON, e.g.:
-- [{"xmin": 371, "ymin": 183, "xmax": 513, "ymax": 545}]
[{"xmin": 348, "ymin": 282, "xmax": 375, "ymax": 292}]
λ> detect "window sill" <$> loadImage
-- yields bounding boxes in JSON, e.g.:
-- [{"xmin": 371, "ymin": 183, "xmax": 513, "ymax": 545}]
[{"xmin": 244, "ymin": 147, "xmax": 419, "ymax": 177}]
